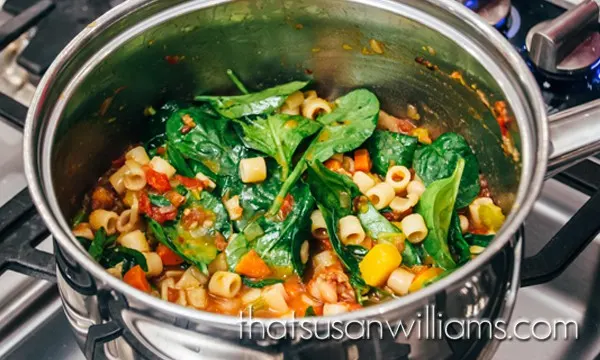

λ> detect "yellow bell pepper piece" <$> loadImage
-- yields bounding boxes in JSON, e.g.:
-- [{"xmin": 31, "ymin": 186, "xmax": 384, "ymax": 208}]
[
  {"xmin": 408, "ymin": 267, "xmax": 444, "ymax": 293},
  {"xmin": 478, "ymin": 203, "xmax": 505, "ymax": 232},
  {"xmin": 359, "ymin": 243, "xmax": 402, "ymax": 286}
]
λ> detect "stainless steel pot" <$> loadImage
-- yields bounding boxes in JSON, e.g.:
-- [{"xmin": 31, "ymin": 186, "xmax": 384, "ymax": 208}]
[{"xmin": 18, "ymin": 0, "xmax": 600, "ymax": 359}]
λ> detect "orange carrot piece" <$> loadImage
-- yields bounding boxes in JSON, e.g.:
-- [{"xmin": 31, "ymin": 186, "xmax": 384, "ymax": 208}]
[
  {"xmin": 235, "ymin": 250, "xmax": 271, "ymax": 279},
  {"xmin": 354, "ymin": 149, "xmax": 372, "ymax": 172},
  {"xmin": 156, "ymin": 243, "xmax": 184, "ymax": 266},
  {"xmin": 324, "ymin": 159, "xmax": 342, "ymax": 171},
  {"xmin": 123, "ymin": 265, "xmax": 151, "ymax": 293}
]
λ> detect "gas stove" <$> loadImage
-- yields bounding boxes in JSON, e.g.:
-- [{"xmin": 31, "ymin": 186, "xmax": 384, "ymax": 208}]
[{"xmin": 0, "ymin": 1, "xmax": 598, "ymax": 359}]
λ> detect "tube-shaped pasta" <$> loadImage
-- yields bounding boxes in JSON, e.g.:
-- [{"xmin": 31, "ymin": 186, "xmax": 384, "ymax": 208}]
[
  {"xmin": 285, "ymin": 91, "xmax": 305, "ymax": 109},
  {"xmin": 366, "ymin": 182, "xmax": 395, "ymax": 210},
  {"xmin": 208, "ymin": 271, "xmax": 242, "ymax": 298},
  {"xmin": 150, "ymin": 156, "xmax": 176, "ymax": 178},
  {"xmin": 338, "ymin": 215, "xmax": 366, "ymax": 245},
  {"xmin": 302, "ymin": 97, "xmax": 332, "ymax": 120},
  {"xmin": 126, "ymin": 146, "xmax": 150, "ymax": 165},
  {"xmin": 118, "ymin": 230, "xmax": 150, "ymax": 252},
  {"xmin": 208, "ymin": 252, "xmax": 228, "ymax": 274},
  {"xmin": 385, "ymin": 165, "xmax": 411, "ymax": 193},
  {"xmin": 89, "ymin": 209, "xmax": 119, "ymax": 235},
  {"xmin": 123, "ymin": 160, "xmax": 147, "ymax": 191},
  {"xmin": 300, "ymin": 240, "xmax": 310, "ymax": 264},
  {"xmin": 310, "ymin": 210, "xmax": 328, "ymax": 239},
  {"xmin": 386, "ymin": 268, "xmax": 415, "ymax": 296},
  {"xmin": 352, "ymin": 171, "xmax": 376, "ymax": 194},
  {"xmin": 116, "ymin": 207, "xmax": 139, "ymax": 233},
  {"xmin": 239, "ymin": 157, "xmax": 267, "ymax": 183},
  {"xmin": 186, "ymin": 287, "xmax": 208, "ymax": 309},
  {"xmin": 262, "ymin": 283, "xmax": 289, "ymax": 314},
  {"xmin": 304, "ymin": 90, "xmax": 317, "ymax": 100},
  {"xmin": 389, "ymin": 193, "xmax": 419, "ymax": 214},
  {"xmin": 468, "ymin": 197, "xmax": 495, "ymax": 229},
  {"xmin": 72, "ymin": 222, "xmax": 94, "ymax": 240},
  {"xmin": 143, "ymin": 252, "xmax": 163, "ymax": 277},
  {"xmin": 123, "ymin": 190, "xmax": 140, "ymax": 208},
  {"xmin": 459, "ymin": 215, "xmax": 470, "ymax": 234},
  {"xmin": 109, "ymin": 164, "xmax": 129, "ymax": 194},
  {"xmin": 401, "ymin": 214, "xmax": 428, "ymax": 244},
  {"xmin": 280, "ymin": 104, "xmax": 300, "ymax": 115},
  {"xmin": 323, "ymin": 303, "xmax": 348, "ymax": 316},
  {"xmin": 406, "ymin": 180, "xmax": 426, "ymax": 197}
]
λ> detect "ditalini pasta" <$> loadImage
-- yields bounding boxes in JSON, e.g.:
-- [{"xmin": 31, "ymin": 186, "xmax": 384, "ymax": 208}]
[
  {"xmin": 73, "ymin": 82, "xmax": 503, "ymax": 319},
  {"xmin": 366, "ymin": 182, "xmax": 396, "ymax": 210},
  {"xmin": 338, "ymin": 215, "xmax": 366, "ymax": 245},
  {"xmin": 239, "ymin": 157, "xmax": 267, "ymax": 183}
]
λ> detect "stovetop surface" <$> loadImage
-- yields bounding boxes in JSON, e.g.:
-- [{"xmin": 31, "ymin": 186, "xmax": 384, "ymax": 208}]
[{"xmin": 0, "ymin": 0, "xmax": 599, "ymax": 359}]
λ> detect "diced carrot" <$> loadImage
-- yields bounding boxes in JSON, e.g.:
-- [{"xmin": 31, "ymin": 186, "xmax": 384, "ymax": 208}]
[
  {"xmin": 123, "ymin": 265, "xmax": 151, "ymax": 292},
  {"xmin": 235, "ymin": 250, "xmax": 271, "ymax": 279},
  {"xmin": 144, "ymin": 166, "xmax": 171, "ymax": 192},
  {"xmin": 354, "ymin": 149, "xmax": 372, "ymax": 172},
  {"xmin": 156, "ymin": 243, "xmax": 184, "ymax": 266},
  {"xmin": 324, "ymin": 159, "xmax": 342, "ymax": 171}
]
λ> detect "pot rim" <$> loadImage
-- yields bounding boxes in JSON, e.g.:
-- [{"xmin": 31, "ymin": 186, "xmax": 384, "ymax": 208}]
[{"xmin": 23, "ymin": 0, "xmax": 548, "ymax": 328}]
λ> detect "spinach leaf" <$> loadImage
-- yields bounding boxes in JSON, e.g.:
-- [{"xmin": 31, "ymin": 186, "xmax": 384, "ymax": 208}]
[
  {"xmin": 251, "ymin": 183, "xmax": 314, "ymax": 275},
  {"xmin": 267, "ymin": 89, "xmax": 379, "ymax": 215},
  {"xmin": 235, "ymin": 113, "xmax": 321, "ymax": 179},
  {"xmin": 413, "ymin": 132, "xmax": 480, "ymax": 208},
  {"xmin": 346, "ymin": 245, "xmax": 369, "ymax": 261},
  {"xmin": 242, "ymin": 277, "xmax": 283, "ymax": 288},
  {"xmin": 88, "ymin": 228, "xmax": 117, "ymax": 261},
  {"xmin": 166, "ymin": 106, "xmax": 247, "ymax": 179},
  {"xmin": 305, "ymin": 306, "xmax": 316, "ymax": 317},
  {"xmin": 306, "ymin": 162, "xmax": 369, "ymax": 297},
  {"xmin": 357, "ymin": 203, "xmax": 422, "ymax": 267},
  {"xmin": 416, "ymin": 158, "xmax": 465, "ymax": 269},
  {"xmin": 226, "ymin": 182, "xmax": 313, "ymax": 277},
  {"xmin": 100, "ymin": 246, "xmax": 148, "ymax": 275},
  {"xmin": 225, "ymin": 234, "xmax": 250, "ymax": 272},
  {"xmin": 166, "ymin": 143, "xmax": 195, "ymax": 178},
  {"xmin": 77, "ymin": 237, "xmax": 91, "ymax": 250},
  {"xmin": 148, "ymin": 191, "xmax": 231, "ymax": 271},
  {"xmin": 447, "ymin": 212, "xmax": 471, "ymax": 265},
  {"xmin": 148, "ymin": 193, "xmax": 172, "ymax": 207},
  {"xmin": 195, "ymin": 81, "xmax": 309, "ymax": 119},
  {"xmin": 365, "ymin": 130, "xmax": 419, "ymax": 175},
  {"xmin": 464, "ymin": 233, "xmax": 495, "ymax": 247}
]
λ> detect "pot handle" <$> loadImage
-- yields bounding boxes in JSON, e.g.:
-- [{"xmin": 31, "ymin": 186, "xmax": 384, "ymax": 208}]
[{"xmin": 546, "ymin": 98, "xmax": 600, "ymax": 178}]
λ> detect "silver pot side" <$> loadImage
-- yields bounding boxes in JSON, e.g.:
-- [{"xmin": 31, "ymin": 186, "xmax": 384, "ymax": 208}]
[{"xmin": 24, "ymin": 0, "xmax": 548, "ymax": 356}]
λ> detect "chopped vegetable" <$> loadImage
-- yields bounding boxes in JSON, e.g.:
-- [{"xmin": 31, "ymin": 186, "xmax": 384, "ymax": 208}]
[
  {"xmin": 123, "ymin": 265, "xmax": 151, "ymax": 292},
  {"xmin": 144, "ymin": 166, "xmax": 172, "ymax": 193},
  {"xmin": 408, "ymin": 267, "xmax": 444, "ymax": 293},
  {"xmin": 156, "ymin": 243, "xmax": 184, "ymax": 266},
  {"xmin": 359, "ymin": 243, "xmax": 402, "ymax": 287},
  {"xmin": 242, "ymin": 277, "xmax": 283, "ymax": 288},
  {"xmin": 235, "ymin": 250, "xmax": 271, "ymax": 279},
  {"xmin": 354, "ymin": 149, "xmax": 372, "ymax": 173}
]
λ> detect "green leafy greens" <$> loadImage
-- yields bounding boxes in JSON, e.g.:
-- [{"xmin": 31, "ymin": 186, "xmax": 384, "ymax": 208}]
[
  {"xmin": 268, "ymin": 89, "xmax": 379, "ymax": 215},
  {"xmin": 195, "ymin": 81, "xmax": 310, "ymax": 119},
  {"xmin": 235, "ymin": 113, "xmax": 321, "ymax": 179},
  {"xmin": 413, "ymin": 132, "xmax": 480, "ymax": 209},
  {"xmin": 416, "ymin": 158, "xmax": 465, "ymax": 269},
  {"xmin": 365, "ymin": 130, "xmax": 419, "ymax": 175}
]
